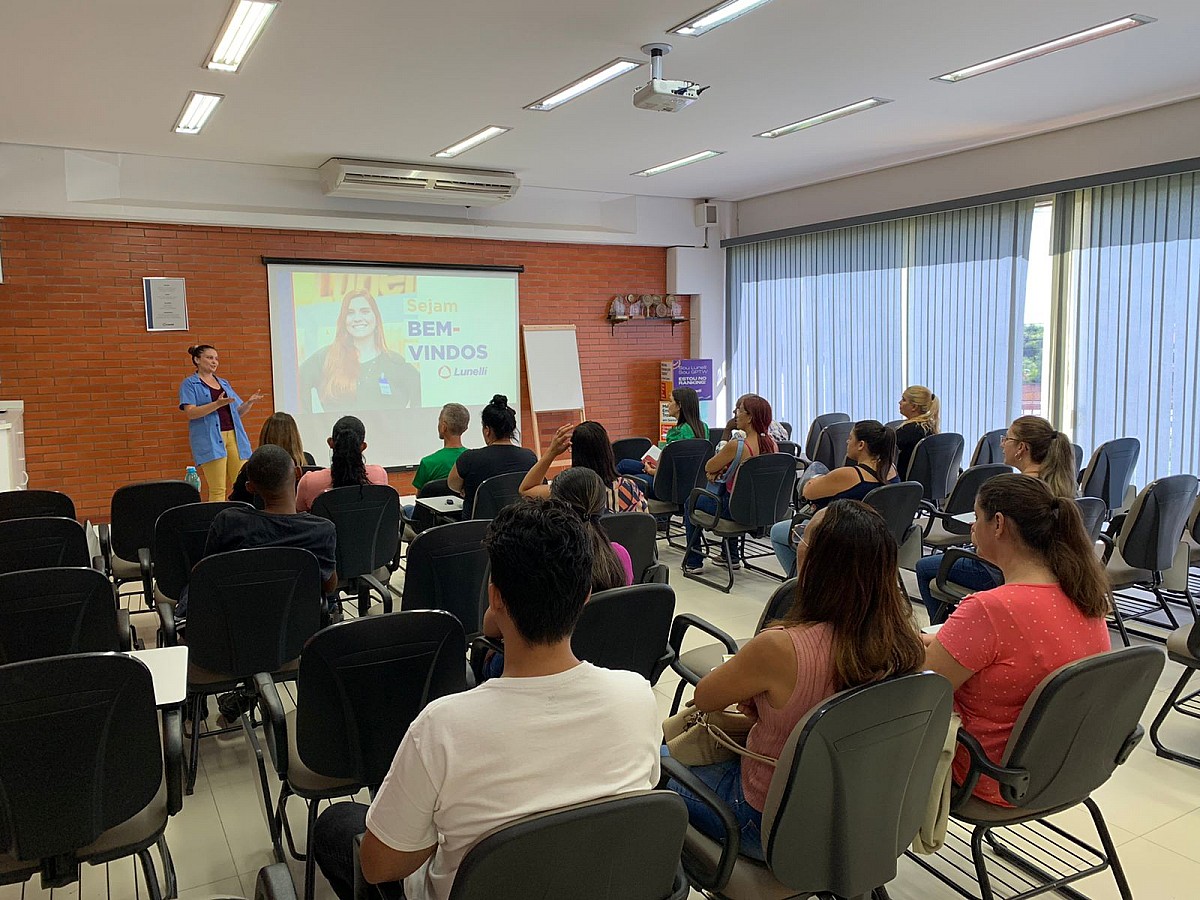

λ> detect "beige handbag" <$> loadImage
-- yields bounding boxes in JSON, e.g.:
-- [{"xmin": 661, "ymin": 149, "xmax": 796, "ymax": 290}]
[{"xmin": 662, "ymin": 706, "xmax": 777, "ymax": 767}]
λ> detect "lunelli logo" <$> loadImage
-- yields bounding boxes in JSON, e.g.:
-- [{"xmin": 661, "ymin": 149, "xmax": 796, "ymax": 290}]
[{"xmin": 438, "ymin": 365, "xmax": 452, "ymax": 379}]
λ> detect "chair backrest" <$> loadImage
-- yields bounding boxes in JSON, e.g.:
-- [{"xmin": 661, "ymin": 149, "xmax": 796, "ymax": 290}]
[
  {"xmin": 707, "ymin": 423, "xmax": 726, "ymax": 446},
  {"xmin": 110, "ymin": 480, "xmax": 201, "ymax": 561},
  {"xmin": 0, "ymin": 517, "xmax": 90, "ymax": 575},
  {"xmin": 599, "ymin": 512, "xmax": 659, "ymax": 583},
  {"xmin": 755, "ymin": 578, "xmax": 798, "ymax": 633},
  {"xmin": 969, "ymin": 429, "xmax": 1007, "ymax": 467},
  {"xmin": 778, "ymin": 421, "xmax": 793, "ymax": 439},
  {"xmin": 471, "ymin": 472, "xmax": 526, "ymax": 520},
  {"xmin": 1001, "ymin": 646, "xmax": 1163, "ymax": 810},
  {"xmin": 1116, "ymin": 474, "xmax": 1199, "ymax": 572},
  {"xmin": 726, "ymin": 454, "xmax": 796, "ymax": 529},
  {"xmin": 611, "ymin": 438, "xmax": 652, "ymax": 463},
  {"xmin": 1076, "ymin": 497, "xmax": 1107, "ymax": 543},
  {"xmin": 401, "ymin": 519, "xmax": 492, "ymax": 634},
  {"xmin": 311, "ymin": 484, "xmax": 400, "ymax": 579},
  {"xmin": 449, "ymin": 790, "xmax": 688, "ymax": 900},
  {"xmin": 943, "ymin": 463, "xmax": 1011, "ymax": 519},
  {"xmin": 0, "ymin": 489, "xmax": 75, "ymax": 522},
  {"xmin": 905, "ymin": 432, "xmax": 965, "ymax": 504},
  {"xmin": 651, "ymin": 439, "xmax": 713, "ymax": 507},
  {"xmin": 186, "ymin": 547, "xmax": 323, "ymax": 677},
  {"xmin": 0, "ymin": 567, "xmax": 120, "ymax": 664},
  {"xmin": 0, "ymin": 654, "xmax": 161, "ymax": 863},
  {"xmin": 759, "ymin": 672, "xmax": 953, "ymax": 897},
  {"xmin": 811, "ymin": 421, "xmax": 854, "ymax": 471},
  {"xmin": 295, "ymin": 611, "xmax": 467, "ymax": 787},
  {"xmin": 861, "ymin": 481, "xmax": 925, "ymax": 546},
  {"xmin": 803, "ymin": 413, "xmax": 851, "ymax": 461},
  {"xmin": 776, "ymin": 440, "xmax": 799, "ymax": 458},
  {"xmin": 1072, "ymin": 443, "xmax": 1085, "ymax": 475},
  {"xmin": 152, "ymin": 501, "xmax": 249, "ymax": 603},
  {"xmin": 1079, "ymin": 437, "xmax": 1141, "ymax": 510},
  {"xmin": 884, "ymin": 418, "xmax": 907, "ymax": 431},
  {"xmin": 571, "ymin": 584, "xmax": 675, "ymax": 681}
]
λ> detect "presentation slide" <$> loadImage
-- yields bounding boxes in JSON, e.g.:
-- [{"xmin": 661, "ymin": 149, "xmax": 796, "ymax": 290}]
[{"xmin": 267, "ymin": 262, "xmax": 520, "ymax": 468}]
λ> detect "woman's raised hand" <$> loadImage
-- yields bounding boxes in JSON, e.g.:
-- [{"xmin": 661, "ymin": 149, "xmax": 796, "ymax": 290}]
[{"xmin": 548, "ymin": 423, "xmax": 575, "ymax": 457}]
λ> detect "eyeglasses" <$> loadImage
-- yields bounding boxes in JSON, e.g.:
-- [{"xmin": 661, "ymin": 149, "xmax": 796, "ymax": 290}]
[{"xmin": 999, "ymin": 434, "xmax": 1019, "ymax": 443}]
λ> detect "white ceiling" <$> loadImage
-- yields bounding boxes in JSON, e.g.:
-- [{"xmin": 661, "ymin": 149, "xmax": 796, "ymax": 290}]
[{"xmin": 2, "ymin": 0, "xmax": 1199, "ymax": 203}]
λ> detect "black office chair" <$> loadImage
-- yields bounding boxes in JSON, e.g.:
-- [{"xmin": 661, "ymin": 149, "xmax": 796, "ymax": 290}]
[
  {"xmin": 252, "ymin": 610, "xmax": 468, "ymax": 900},
  {"xmin": 667, "ymin": 672, "xmax": 953, "ymax": 899},
  {"xmin": 571, "ymin": 583, "xmax": 675, "ymax": 683},
  {"xmin": 311, "ymin": 484, "xmax": 399, "ymax": 616},
  {"xmin": 801, "ymin": 412, "xmax": 850, "ymax": 464},
  {"xmin": 668, "ymin": 578, "xmax": 797, "ymax": 714},
  {"xmin": 777, "ymin": 421, "xmax": 793, "ymax": 439},
  {"xmin": 1102, "ymin": 474, "xmax": 1199, "ymax": 645},
  {"xmin": 1080, "ymin": 437, "xmax": 1141, "ymax": 514},
  {"xmin": 401, "ymin": 519, "xmax": 491, "ymax": 635},
  {"xmin": 600, "ymin": 511, "xmax": 668, "ymax": 583},
  {"xmin": 471, "ymin": 471, "xmax": 527, "ymax": 519},
  {"xmin": 612, "ymin": 437, "xmax": 653, "ymax": 463},
  {"xmin": 0, "ymin": 516, "xmax": 92, "ymax": 574},
  {"xmin": 1077, "ymin": 496, "xmax": 1108, "ymax": 543},
  {"xmin": 0, "ymin": 654, "xmax": 183, "ymax": 899},
  {"xmin": 809, "ymin": 421, "xmax": 854, "ymax": 471},
  {"xmin": 100, "ymin": 480, "xmax": 200, "ymax": 604},
  {"xmin": 0, "ymin": 567, "xmax": 133, "ymax": 662},
  {"xmin": 905, "ymin": 432, "xmax": 965, "ymax": 507},
  {"xmin": 184, "ymin": 547, "xmax": 324, "ymax": 793},
  {"xmin": 684, "ymin": 453, "xmax": 796, "ymax": 592},
  {"xmin": 968, "ymin": 429, "xmax": 1007, "ymax": 467},
  {"xmin": 863, "ymin": 480, "xmax": 926, "ymax": 570},
  {"xmin": 0, "ymin": 489, "xmax": 76, "ymax": 522},
  {"xmin": 149, "ymin": 501, "xmax": 249, "ymax": 644},
  {"xmin": 909, "ymin": 647, "xmax": 1163, "ymax": 900},
  {"xmin": 645, "ymin": 439, "xmax": 713, "ymax": 548},
  {"xmin": 920, "ymin": 463, "xmax": 1010, "ymax": 551},
  {"xmin": 884, "ymin": 418, "xmax": 908, "ymax": 431},
  {"xmin": 407, "ymin": 477, "xmax": 460, "ymax": 537},
  {"xmin": 776, "ymin": 440, "xmax": 799, "ymax": 459}
]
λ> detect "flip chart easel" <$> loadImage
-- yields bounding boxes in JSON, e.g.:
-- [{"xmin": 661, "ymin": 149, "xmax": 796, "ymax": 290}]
[{"xmin": 521, "ymin": 325, "xmax": 586, "ymax": 455}]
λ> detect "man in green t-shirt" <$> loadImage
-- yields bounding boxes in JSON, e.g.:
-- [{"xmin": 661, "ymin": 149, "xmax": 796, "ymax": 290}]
[{"xmin": 413, "ymin": 403, "xmax": 470, "ymax": 491}]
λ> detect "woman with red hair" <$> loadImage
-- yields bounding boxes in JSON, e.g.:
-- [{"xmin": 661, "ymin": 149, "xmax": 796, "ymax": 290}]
[
  {"xmin": 299, "ymin": 289, "xmax": 420, "ymax": 412},
  {"xmin": 683, "ymin": 393, "xmax": 778, "ymax": 573}
]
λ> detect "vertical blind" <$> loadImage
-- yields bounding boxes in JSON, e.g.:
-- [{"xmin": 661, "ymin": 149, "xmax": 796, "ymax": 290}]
[
  {"xmin": 728, "ymin": 200, "xmax": 1035, "ymax": 446},
  {"xmin": 1060, "ymin": 173, "xmax": 1200, "ymax": 487}
]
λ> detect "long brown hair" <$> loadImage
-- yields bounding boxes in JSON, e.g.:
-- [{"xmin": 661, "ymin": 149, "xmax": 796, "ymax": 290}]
[
  {"xmin": 259, "ymin": 412, "xmax": 306, "ymax": 469},
  {"xmin": 773, "ymin": 500, "xmax": 924, "ymax": 690},
  {"xmin": 550, "ymin": 467, "xmax": 627, "ymax": 592},
  {"xmin": 1008, "ymin": 416, "xmax": 1077, "ymax": 500},
  {"xmin": 976, "ymin": 474, "xmax": 1110, "ymax": 617},
  {"xmin": 320, "ymin": 290, "xmax": 388, "ymax": 403}
]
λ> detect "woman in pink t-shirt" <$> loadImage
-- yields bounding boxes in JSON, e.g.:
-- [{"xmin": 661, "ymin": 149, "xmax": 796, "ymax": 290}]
[
  {"xmin": 924, "ymin": 474, "xmax": 1112, "ymax": 806},
  {"xmin": 666, "ymin": 500, "xmax": 925, "ymax": 859},
  {"xmin": 296, "ymin": 415, "xmax": 390, "ymax": 512}
]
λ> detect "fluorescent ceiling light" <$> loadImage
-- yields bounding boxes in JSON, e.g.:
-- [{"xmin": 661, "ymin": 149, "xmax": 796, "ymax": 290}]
[
  {"xmin": 755, "ymin": 97, "xmax": 892, "ymax": 138},
  {"xmin": 935, "ymin": 14, "xmax": 1155, "ymax": 83},
  {"xmin": 632, "ymin": 150, "xmax": 723, "ymax": 177},
  {"xmin": 173, "ymin": 92, "xmax": 223, "ymax": 134},
  {"xmin": 525, "ymin": 58, "xmax": 642, "ymax": 111},
  {"xmin": 433, "ymin": 125, "xmax": 511, "ymax": 159},
  {"xmin": 670, "ymin": 0, "xmax": 777, "ymax": 36},
  {"xmin": 205, "ymin": 0, "xmax": 279, "ymax": 72}
]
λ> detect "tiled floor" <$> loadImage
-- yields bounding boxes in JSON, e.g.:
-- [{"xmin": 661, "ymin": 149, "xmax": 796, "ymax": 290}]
[{"xmin": 5, "ymin": 541, "xmax": 1200, "ymax": 900}]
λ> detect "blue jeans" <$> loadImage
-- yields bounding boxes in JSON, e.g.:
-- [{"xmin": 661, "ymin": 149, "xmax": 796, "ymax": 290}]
[
  {"xmin": 663, "ymin": 748, "xmax": 764, "ymax": 860},
  {"xmin": 615, "ymin": 459, "xmax": 655, "ymax": 498},
  {"xmin": 916, "ymin": 553, "xmax": 1002, "ymax": 623},
  {"xmin": 770, "ymin": 519, "xmax": 794, "ymax": 575},
  {"xmin": 684, "ymin": 490, "xmax": 734, "ymax": 568}
]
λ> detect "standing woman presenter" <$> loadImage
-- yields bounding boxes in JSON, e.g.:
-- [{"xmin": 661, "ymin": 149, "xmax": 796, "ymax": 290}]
[{"xmin": 179, "ymin": 344, "xmax": 263, "ymax": 501}]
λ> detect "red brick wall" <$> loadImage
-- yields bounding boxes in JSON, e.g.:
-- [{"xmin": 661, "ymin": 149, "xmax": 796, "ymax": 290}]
[{"xmin": 0, "ymin": 217, "xmax": 689, "ymax": 520}]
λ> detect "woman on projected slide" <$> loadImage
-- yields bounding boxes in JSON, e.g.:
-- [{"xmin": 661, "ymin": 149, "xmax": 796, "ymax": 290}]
[{"xmin": 299, "ymin": 289, "xmax": 420, "ymax": 413}]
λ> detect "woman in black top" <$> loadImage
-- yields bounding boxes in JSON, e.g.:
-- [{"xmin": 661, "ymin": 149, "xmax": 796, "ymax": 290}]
[
  {"xmin": 894, "ymin": 385, "xmax": 940, "ymax": 478},
  {"xmin": 448, "ymin": 395, "xmax": 537, "ymax": 515}
]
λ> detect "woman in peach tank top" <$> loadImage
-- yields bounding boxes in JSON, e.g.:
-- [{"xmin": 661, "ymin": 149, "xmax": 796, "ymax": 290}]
[{"xmin": 665, "ymin": 500, "xmax": 926, "ymax": 859}]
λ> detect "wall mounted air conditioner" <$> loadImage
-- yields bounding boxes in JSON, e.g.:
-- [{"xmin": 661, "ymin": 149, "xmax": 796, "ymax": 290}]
[{"xmin": 318, "ymin": 159, "xmax": 519, "ymax": 206}]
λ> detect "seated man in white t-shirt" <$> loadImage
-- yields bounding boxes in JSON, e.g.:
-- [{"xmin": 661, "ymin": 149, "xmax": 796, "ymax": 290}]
[{"xmin": 311, "ymin": 497, "xmax": 662, "ymax": 900}]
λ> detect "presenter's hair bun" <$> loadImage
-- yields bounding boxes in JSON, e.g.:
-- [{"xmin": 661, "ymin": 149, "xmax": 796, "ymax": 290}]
[{"xmin": 490, "ymin": 394, "xmax": 509, "ymax": 408}]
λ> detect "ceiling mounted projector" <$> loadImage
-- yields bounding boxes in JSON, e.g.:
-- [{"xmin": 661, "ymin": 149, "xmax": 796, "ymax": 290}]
[{"xmin": 633, "ymin": 43, "xmax": 708, "ymax": 113}]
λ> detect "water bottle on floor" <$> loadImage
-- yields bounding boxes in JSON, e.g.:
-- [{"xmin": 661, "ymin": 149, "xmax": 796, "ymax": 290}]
[{"xmin": 185, "ymin": 466, "xmax": 202, "ymax": 493}]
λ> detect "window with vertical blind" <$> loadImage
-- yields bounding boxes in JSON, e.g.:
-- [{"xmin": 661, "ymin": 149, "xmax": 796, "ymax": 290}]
[
  {"xmin": 727, "ymin": 200, "xmax": 1035, "ymax": 445},
  {"xmin": 1057, "ymin": 172, "xmax": 1200, "ymax": 487}
]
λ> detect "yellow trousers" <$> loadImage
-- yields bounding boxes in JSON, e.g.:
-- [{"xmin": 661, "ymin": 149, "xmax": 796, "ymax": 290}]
[{"xmin": 199, "ymin": 430, "xmax": 243, "ymax": 502}]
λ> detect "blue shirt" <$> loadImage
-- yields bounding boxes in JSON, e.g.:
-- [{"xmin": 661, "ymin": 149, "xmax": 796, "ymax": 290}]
[{"xmin": 178, "ymin": 373, "xmax": 253, "ymax": 466}]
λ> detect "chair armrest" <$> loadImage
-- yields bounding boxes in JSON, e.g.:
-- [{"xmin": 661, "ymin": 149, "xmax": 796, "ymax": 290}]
[
  {"xmin": 935, "ymin": 548, "xmax": 988, "ymax": 593},
  {"xmin": 950, "ymin": 728, "xmax": 1030, "ymax": 809},
  {"xmin": 254, "ymin": 672, "xmax": 289, "ymax": 779},
  {"xmin": 98, "ymin": 523, "xmax": 113, "ymax": 577},
  {"xmin": 1105, "ymin": 513, "xmax": 1128, "ymax": 541},
  {"xmin": 1098, "ymin": 533, "xmax": 1116, "ymax": 564},
  {"xmin": 659, "ymin": 755, "xmax": 740, "ymax": 892},
  {"xmin": 668, "ymin": 613, "xmax": 739, "ymax": 660},
  {"xmin": 156, "ymin": 601, "xmax": 178, "ymax": 648},
  {"xmin": 138, "ymin": 547, "xmax": 154, "ymax": 611},
  {"xmin": 255, "ymin": 862, "xmax": 299, "ymax": 900},
  {"xmin": 685, "ymin": 487, "xmax": 721, "ymax": 528},
  {"xmin": 468, "ymin": 634, "xmax": 503, "ymax": 683},
  {"xmin": 116, "ymin": 609, "xmax": 134, "ymax": 652},
  {"xmin": 162, "ymin": 707, "xmax": 184, "ymax": 816},
  {"xmin": 643, "ymin": 563, "xmax": 670, "ymax": 584}
]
